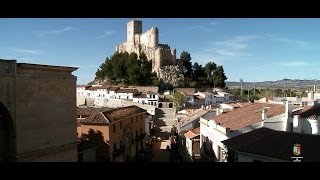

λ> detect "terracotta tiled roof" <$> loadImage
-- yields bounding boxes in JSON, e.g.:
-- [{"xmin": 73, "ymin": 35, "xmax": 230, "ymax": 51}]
[
  {"xmin": 86, "ymin": 86, "xmax": 110, "ymax": 91},
  {"xmin": 116, "ymin": 88, "xmax": 138, "ymax": 94},
  {"xmin": 180, "ymin": 109, "xmax": 208, "ymax": 127},
  {"xmin": 226, "ymin": 102, "xmax": 251, "ymax": 108},
  {"xmin": 102, "ymin": 106, "xmax": 146, "ymax": 123},
  {"xmin": 133, "ymin": 93, "xmax": 148, "ymax": 98},
  {"xmin": 77, "ymin": 107, "xmax": 112, "ymax": 116},
  {"xmin": 192, "ymin": 127, "xmax": 200, "ymax": 135},
  {"xmin": 107, "ymin": 86, "xmax": 120, "ymax": 92},
  {"xmin": 181, "ymin": 106, "xmax": 202, "ymax": 114},
  {"xmin": 80, "ymin": 113, "xmax": 108, "ymax": 125},
  {"xmin": 184, "ymin": 131, "xmax": 197, "ymax": 139},
  {"xmin": 182, "ymin": 91, "xmax": 193, "ymax": 96},
  {"xmin": 293, "ymin": 103, "xmax": 320, "ymax": 120},
  {"xmin": 147, "ymin": 91, "xmax": 158, "ymax": 95},
  {"xmin": 184, "ymin": 127, "xmax": 200, "ymax": 139},
  {"xmin": 210, "ymin": 103, "xmax": 285, "ymax": 131},
  {"xmin": 80, "ymin": 106, "xmax": 146, "ymax": 125},
  {"xmin": 222, "ymin": 127, "xmax": 320, "ymax": 162}
]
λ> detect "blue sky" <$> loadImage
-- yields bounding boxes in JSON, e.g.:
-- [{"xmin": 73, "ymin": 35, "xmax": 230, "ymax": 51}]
[{"xmin": 1, "ymin": 18, "xmax": 320, "ymax": 84}]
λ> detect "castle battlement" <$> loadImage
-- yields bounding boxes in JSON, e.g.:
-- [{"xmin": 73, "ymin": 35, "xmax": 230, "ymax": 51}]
[{"xmin": 116, "ymin": 20, "xmax": 176, "ymax": 73}]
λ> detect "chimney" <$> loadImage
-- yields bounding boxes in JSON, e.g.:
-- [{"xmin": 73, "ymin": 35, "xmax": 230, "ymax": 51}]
[
  {"xmin": 209, "ymin": 105, "xmax": 212, "ymax": 109},
  {"xmin": 262, "ymin": 109, "xmax": 267, "ymax": 120},
  {"xmin": 216, "ymin": 108, "xmax": 220, "ymax": 116},
  {"xmin": 293, "ymin": 115, "xmax": 301, "ymax": 133},
  {"xmin": 201, "ymin": 105, "xmax": 204, "ymax": 109},
  {"xmin": 314, "ymin": 84, "xmax": 316, "ymax": 92},
  {"xmin": 285, "ymin": 101, "xmax": 292, "ymax": 117}
]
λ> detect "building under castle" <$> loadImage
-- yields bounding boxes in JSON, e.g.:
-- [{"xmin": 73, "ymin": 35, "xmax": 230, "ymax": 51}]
[{"xmin": 116, "ymin": 20, "xmax": 176, "ymax": 73}]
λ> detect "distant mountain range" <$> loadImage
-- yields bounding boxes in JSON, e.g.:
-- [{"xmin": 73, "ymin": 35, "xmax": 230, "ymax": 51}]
[{"xmin": 226, "ymin": 79, "xmax": 319, "ymax": 89}]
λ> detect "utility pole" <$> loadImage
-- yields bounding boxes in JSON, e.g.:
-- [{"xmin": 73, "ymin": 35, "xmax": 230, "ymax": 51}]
[
  {"xmin": 284, "ymin": 79, "xmax": 286, "ymax": 97},
  {"xmin": 240, "ymin": 78, "xmax": 243, "ymax": 97},
  {"xmin": 254, "ymin": 80, "xmax": 256, "ymax": 96},
  {"xmin": 248, "ymin": 84, "xmax": 250, "ymax": 102}
]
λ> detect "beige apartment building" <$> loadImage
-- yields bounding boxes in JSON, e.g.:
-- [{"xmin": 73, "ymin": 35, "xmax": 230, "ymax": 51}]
[
  {"xmin": 79, "ymin": 105, "xmax": 147, "ymax": 162},
  {"xmin": 0, "ymin": 59, "xmax": 78, "ymax": 162}
]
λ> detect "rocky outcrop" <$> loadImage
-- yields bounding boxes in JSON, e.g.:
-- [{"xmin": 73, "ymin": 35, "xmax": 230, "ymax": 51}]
[{"xmin": 158, "ymin": 65, "xmax": 184, "ymax": 87}]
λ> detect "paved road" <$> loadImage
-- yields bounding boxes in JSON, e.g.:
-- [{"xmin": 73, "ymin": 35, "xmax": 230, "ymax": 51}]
[{"xmin": 151, "ymin": 140, "xmax": 171, "ymax": 162}]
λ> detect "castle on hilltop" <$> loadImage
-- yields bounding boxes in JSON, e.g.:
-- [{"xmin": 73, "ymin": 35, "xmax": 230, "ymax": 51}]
[{"xmin": 116, "ymin": 20, "xmax": 176, "ymax": 73}]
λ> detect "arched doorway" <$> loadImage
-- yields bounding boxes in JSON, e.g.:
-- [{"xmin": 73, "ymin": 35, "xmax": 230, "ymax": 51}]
[
  {"xmin": 158, "ymin": 103, "xmax": 163, "ymax": 108},
  {"xmin": 0, "ymin": 101, "xmax": 14, "ymax": 162},
  {"xmin": 169, "ymin": 103, "xmax": 173, "ymax": 108}
]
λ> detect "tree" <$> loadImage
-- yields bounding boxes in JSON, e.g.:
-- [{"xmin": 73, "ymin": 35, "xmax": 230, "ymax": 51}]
[
  {"xmin": 171, "ymin": 125, "xmax": 177, "ymax": 134},
  {"xmin": 192, "ymin": 62, "xmax": 205, "ymax": 80},
  {"xmin": 204, "ymin": 61, "xmax": 217, "ymax": 83},
  {"xmin": 172, "ymin": 92, "xmax": 187, "ymax": 112},
  {"xmin": 212, "ymin": 66, "xmax": 227, "ymax": 88},
  {"xmin": 94, "ymin": 52, "xmax": 156, "ymax": 86},
  {"xmin": 180, "ymin": 51, "xmax": 192, "ymax": 78}
]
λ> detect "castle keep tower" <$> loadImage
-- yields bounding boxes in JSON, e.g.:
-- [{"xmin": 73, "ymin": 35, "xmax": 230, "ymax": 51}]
[
  {"xmin": 127, "ymin": 20, "xmax": 142, "ymax": 43},
  {"xmin": 116, "ymin": 20, "xmax": 176, "ymax": 73}
]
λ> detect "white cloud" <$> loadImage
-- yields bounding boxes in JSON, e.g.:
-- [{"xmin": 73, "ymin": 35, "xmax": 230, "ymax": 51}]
[
  {"xmin": 209, "ymin": 21, "xmax": 219, "ymax": 25},
  {"xmin": 279, "ymin": 61, "xmax": 309, "ymax": 67},
  {"xmin": 38, "ymin": 27, "xmax": 74, "ymax": 36},
  {"xmin": 186, "ymin": 21, "xmax": 220, "ymax": 32},
  {"xmin": 202, "ymin": 35, "xmax": 260, "ymax": 59},
  {"xmin": 9, "ymin": 48, "xmax": 41, "ymax": 55},
  {"xmin": 214, "ymin": 49, "xmax": 250, "ymax": 57},
  {"xmin": 96, "ymin": 30, "xmax": 115, "ymax": 38},
  {"xmin": 266, "ymin": 34, "xmax": 309, "ymax": 49}
]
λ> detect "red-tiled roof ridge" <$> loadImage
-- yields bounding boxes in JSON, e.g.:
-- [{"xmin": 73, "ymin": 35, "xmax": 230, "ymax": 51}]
[
  {"xmin": 211, "ymin": 103, "xmax": 285, "ymax": 131},
  {"xmin": 102, "ymin": 105, "xmax": 146, "ymax": 123},
  {"xmin": 107, "ymin": 86, "xmax": 120, "ymax": 91},
  {"xmin": 116, "ymin": 88, "xmax": 138, "ymax": 93},
  {"xmin": 146, "ymin": 91, "xmax": 158, "ymax": 95},
  {"xmin": 293, "ymin": 103, "xmax": 320, "ymax": 120},
  {"xmin": 191, "ymin": 127, "xmax": 200, "ymax": 135},
  {"xmin": 80, "ymin": 112, "xmax": 109, "ymax": 125},
  {"xmin": 184, "ymin": 130, "xmax": 197, "ymax": 139},
  {"xmin": 77, "ymin": 106, "xmax": 113, "ymax": 116}
]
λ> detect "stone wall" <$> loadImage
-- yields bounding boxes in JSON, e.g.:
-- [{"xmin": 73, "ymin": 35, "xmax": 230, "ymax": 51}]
[
  {"xmin": 103, "ymin": 99, "xmax": 156, "ymax": 115},
  {"xmin": 135, "ymin": 86, "xmax": 158, "ymax": 93},
  {"xmin": 158, "ymin": 65, "xmax": 184, "ymax": 87},
  {"xmin": 140, "ymin": 27, "xmax": 158, "ymax": 48}
]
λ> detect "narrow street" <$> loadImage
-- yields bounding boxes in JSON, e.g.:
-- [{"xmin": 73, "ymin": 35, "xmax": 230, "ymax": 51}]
[{"xmin": 151, "ymin": 140, "xmax": 171, "ymax": 162}]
